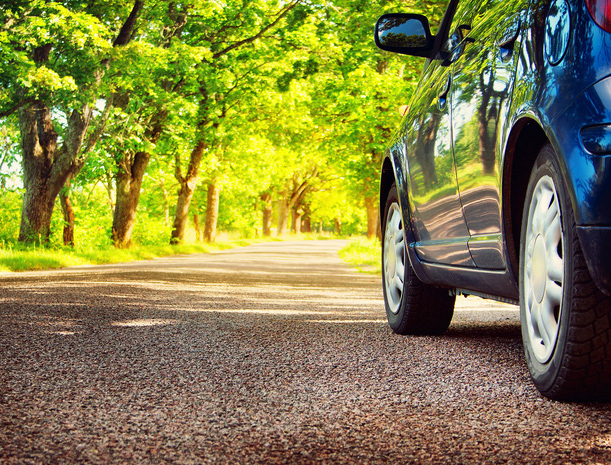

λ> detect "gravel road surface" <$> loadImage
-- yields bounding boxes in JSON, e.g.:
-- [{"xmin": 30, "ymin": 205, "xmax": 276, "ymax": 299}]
[{"xmin": 1, "ymin": 240, "xmax": 610, "ymax": 464}]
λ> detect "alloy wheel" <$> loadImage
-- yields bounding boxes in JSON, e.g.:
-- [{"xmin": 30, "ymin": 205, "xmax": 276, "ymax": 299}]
[
  {"xmin": 384, "ymin": 203, "xmax": 406, "ymax": 315},
  {"xmin": 523, "ymin": 175, "xmax": 564, "ymax": 363}
]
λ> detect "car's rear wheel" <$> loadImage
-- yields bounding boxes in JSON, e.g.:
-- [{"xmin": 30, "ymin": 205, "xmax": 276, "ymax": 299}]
[
  {"xmin": 520, "ymin": 144, "xmax": 611, "ymax": 401},
  {"xmin": 382, "ymin": 185, "xmax": 455, "ymax": 335}
]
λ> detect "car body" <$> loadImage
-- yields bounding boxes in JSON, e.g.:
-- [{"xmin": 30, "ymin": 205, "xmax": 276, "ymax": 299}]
[{"xmin": 375, "ymin": 0, "xmax": 611, "ymax": 400}]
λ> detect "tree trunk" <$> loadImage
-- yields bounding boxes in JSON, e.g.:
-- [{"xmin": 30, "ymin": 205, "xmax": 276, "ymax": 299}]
[
  {"xmin": 260, "ymin": 192, "xmax": 272, "ymax": 237},
  {"xmin": 18, "ymin": 180, "xmax": 54, "ymax": 244},
  {"xmin": 292, "ymin": 208, "xmax": 303, "ymax": 233},
  {"xmin": 277, "ymin": 192, "xmax": 289, "ymax": 236},
  {"xmin": 17, "ymin": 102, "xmax": 57, "ymax": 243},
  {"xmin": 194, "ymin": 213, "xmax": 202, "ymax": 242},
  {"xmin": 170, "ymin": 181, "xmax": 195, "ymax": 244},
  {"xmin": 18, "ymin": 101, "xmax": 92, "ymax": 244},
  {"xmin": 105, "ymin": 170, "xmax": 115, "ymax": 214},
  {"xmin": 60, "ymin": 179, "xmax": 75, "ymax": 247},
  {"xmin": 365, "ymin": 196, "xmax": 378, "ymax": 240},
  {"xmin": 204, "ymin": 181, "xmax": 220, "ymax": 242},
  {"xmin": 478, "ymin": 102, "xmax": 497, "ymax": 176},
  {"xmin": 17, "ymin": 101, "xmax": 55, "ymax": 243},
  {"xmin": 112, "ymin": 151, "xmax": 150, "ymax": 248},
  {"xmin": 159, "ymin": 181, "xmax": 170, "ymax": 227},
  {"xmin": 277, "ymin": 174, "xmax": 313, "ymax": 236},
  {"xmin": 300, "ymin": 204, "xmax": 312, "ymax": 234},
  {"xmin": 111, "ymin": 103, "xmax": 166, "ymax": 248},
  {"xmin": 170, "ymin": 139, "xmax": 206, "ymax": 244}
]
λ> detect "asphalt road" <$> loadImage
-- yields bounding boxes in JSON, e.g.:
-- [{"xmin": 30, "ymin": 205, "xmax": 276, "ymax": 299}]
[{"xmin": 1, "ymin": 240, "xmax": 610, "ymax": 464}]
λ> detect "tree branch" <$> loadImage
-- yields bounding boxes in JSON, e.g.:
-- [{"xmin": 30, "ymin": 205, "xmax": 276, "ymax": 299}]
[
  {"xmin": 0, "ymin": 98, "xmax": 34, "ymax": 119},
  {"xmin": 113, "ymin": 1, "xmax": 145, "ymax": 47},
  {"xmin": 80, "ymin": 94, "xmax": 115, "ymax": 160},
  {"xmin": 174, "ymin": 152, "xmax": 185, "ymax": 184},
  {"xmin": 212, "ymin": 1, "xmax": 300, "ymax": 60}
]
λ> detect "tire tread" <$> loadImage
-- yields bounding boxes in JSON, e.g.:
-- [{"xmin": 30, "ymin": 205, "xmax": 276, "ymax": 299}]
[{"xmin": 548, "ymin": 225, "xmax": 611, "ymax": 400}]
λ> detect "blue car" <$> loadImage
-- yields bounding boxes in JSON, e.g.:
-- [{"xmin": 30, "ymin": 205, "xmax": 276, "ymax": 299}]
[{"xmin": 375, "ymin": 0, "xmax": 611, "ymax": 400}]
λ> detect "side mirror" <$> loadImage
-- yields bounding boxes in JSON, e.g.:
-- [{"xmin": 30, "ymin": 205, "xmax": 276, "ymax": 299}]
[{"xmin": 374, "ymin": 14, "xmax": 434, "ymax": 58}]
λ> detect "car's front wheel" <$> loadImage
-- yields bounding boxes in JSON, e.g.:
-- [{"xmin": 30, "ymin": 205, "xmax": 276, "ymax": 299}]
[
  {"xmin": 382, "ymin": 184, "xmax": 455, "ymax": 335},
  {"xmin": 520, "ymin": 144, "xmax": 611, "ymax": 401}
]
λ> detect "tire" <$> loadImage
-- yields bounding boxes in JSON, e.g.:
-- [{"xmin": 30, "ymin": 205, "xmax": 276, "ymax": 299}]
[
  {"xmin": 520, "ymin": 144, "xmax": 611, "ymax": 401},
  {"xmin": 381, "ymin": 184, "xmax": 455, "ymax": 335}
]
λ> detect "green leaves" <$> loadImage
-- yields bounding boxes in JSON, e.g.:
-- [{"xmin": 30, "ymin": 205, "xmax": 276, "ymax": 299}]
[
  {"xmin": 1, "ymin": 0, "xmax": 450, "ymax": 244},
  {"xmin": 0, "ymin": 1, "xmax": 114, "ymax": 112}
]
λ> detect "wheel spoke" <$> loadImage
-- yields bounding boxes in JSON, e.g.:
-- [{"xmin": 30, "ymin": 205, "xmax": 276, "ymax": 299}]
[
  {"xmin": 542, "ymin": 198, "xmax": 559, "ymax": 231},
  {"xmin": 395, "ymin": 228, "xmax": 404, "ymax": 245},
  {"xmin": 531, "ymin": 300, "xmax": 547, "ymax": 345},
  {"xmin": 396, "ymin": 237, "xmax": 405, "ymax": 255},
  {"xmin": 524, "ymin": 275, "xmax": 533, "ymax": 304},
  {"xmin": 547, "ymin": 253, "xmax": 563, "ymax": 284},
  {"xmin": 394, "ymin": 273, "xmax": 404, "ymax": 291},
  {"xmin": 395, "ymin": 235, "xmax": 405, "ymax": 275},
  {"xmin": 525, "ymin": 253, "xmax": 534, "ymax": 275},
  {"xmin": 540, "ymin": 298, "xmax": 559, "ymax": 347},
  {"xmin": 534, "ymin": 188, "xmax": 553, "ymax": 231},
  {"xmin": 526, "ymin": 235, "xmax": 536, "ymax": 263},
  {"xmin": 546, "ymin": 280, "xmax": 562, "ymax": 306},
  {"xmin": 395, "ymin": 260, "xmax": 404, "ymax": 283},
  {"xmin": 544, "ymin": 214, "xmax": 561, "ymax": 250},
  {"xmin": 389, "ymin": 283, "xmax": 400, "ymax": 306},
  {"xmin": 390, "ymin": 210, "xmax": 401, "ymax": 231}
]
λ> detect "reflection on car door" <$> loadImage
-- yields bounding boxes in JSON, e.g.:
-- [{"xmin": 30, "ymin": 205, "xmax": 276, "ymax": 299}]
[
  {"xmin": 449, "ymin": 0, "xmax": 528, "ymax": 269},
  {"xmin": 404, "ymin": 55, "xmax": 475, "ymax": 267}
]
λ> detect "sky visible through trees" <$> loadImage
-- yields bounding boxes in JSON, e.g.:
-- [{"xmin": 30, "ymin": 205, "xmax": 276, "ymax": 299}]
[{"xmin": 0, "ymin": 0, "xmax": 446, "ymax": 249}]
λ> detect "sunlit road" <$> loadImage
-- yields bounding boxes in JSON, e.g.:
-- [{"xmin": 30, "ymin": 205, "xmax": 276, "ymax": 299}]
[{"xmin": 1, "ymin": 240, "xmax": 610, "ymax": 463}]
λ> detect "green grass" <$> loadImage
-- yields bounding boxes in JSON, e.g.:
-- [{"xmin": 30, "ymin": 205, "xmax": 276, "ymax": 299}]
[
  {"xmin": 0, "ymin": 239, "xmax": 267, "ymax": 272},
  {"xmin": 338, "ymin": 237, "xmax": 381, "ymax": 274},
  {"xmin": 0, "ymin": 234, "xmax": 377, "ymax": 273}
]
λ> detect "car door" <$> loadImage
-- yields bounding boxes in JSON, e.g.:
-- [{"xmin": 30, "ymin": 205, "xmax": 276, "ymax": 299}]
[
  {"xmin": 449, "ymin": 0, "xmax": 528, "ymax": 269},
  {"xmin": 404, "ymin": 40, "xmax": 475, "ymax": 268}
]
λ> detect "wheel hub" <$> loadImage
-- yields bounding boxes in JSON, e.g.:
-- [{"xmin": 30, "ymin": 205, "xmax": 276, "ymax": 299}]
[{"xmin": 532, "ymin": 234, "xmax": 548, "ymax": 304}]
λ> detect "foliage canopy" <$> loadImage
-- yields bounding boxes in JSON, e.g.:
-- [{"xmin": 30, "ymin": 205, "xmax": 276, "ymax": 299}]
[{"xmin": 0, "ymin": 0, "xmax": 448, "ymax": 248}]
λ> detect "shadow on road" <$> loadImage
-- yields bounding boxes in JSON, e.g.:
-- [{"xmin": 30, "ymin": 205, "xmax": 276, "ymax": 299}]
[{"xmin": 1, "ymin": 241, "xmax": 610, "ymax": 464}]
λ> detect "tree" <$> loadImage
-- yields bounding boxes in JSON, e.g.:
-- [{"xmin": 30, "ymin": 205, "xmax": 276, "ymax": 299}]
[
  {"xmin": 102, "ymin": 1, "xmax": 193, "ymax": 247},
  {"xmin": 168, "ymin": 0, "xmax": 303, "ymax": 244},
  {"xmin": 0, "ymin": 1, "xmax": 142, "ymax": 244}
]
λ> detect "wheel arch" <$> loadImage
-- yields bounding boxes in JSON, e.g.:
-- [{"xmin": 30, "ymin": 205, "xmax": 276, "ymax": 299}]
[
  {"xmin": 380, "ymin": 156, "xmax": 397, "ymax": 229},
  {"xmin": 502, "ymin": 117, "xmax": 549, "ymax": 282},
  {"xmin": 380, "ymin": 149, "xmax": 434, "ymax": 287}
]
